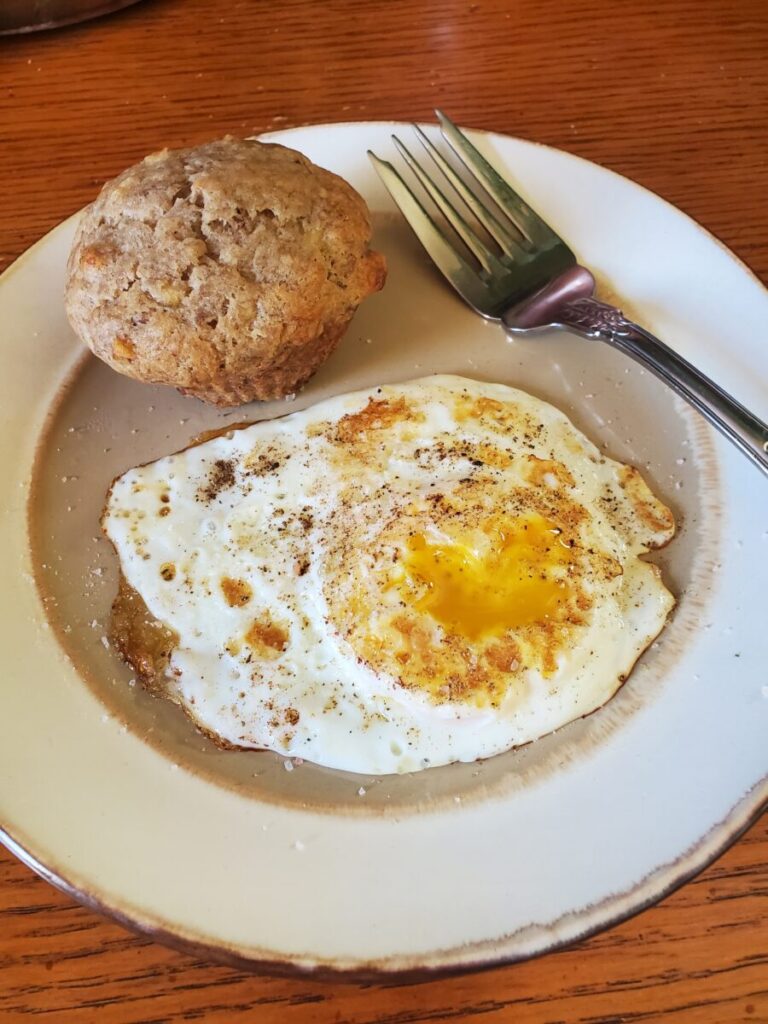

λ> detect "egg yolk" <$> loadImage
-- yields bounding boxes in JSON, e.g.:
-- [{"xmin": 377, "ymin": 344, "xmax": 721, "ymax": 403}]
[{"xmin": 401, "ymin": 515, "xmax": 573, "ymax": 640}]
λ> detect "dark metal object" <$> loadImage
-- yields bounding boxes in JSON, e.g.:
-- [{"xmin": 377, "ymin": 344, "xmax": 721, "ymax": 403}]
[{"xmin": 0, "ymin": 0, "xmax": 143, "ymax": 35}]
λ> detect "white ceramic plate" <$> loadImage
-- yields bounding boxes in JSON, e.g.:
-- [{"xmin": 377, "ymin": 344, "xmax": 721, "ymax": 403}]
[{"xmin": 1, "ymin": 122, "xmax": 766, "ymax": 977}]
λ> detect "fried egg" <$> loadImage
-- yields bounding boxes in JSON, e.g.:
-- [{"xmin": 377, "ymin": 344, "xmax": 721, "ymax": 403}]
[{"xmin": 103, "ymin": 375, "xmax": 675, "ymax": 774}]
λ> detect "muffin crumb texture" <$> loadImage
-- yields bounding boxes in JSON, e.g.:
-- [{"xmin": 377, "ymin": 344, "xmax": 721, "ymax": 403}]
[{"xmin": 66, "ymin": 138, "xmax": 386, "ymax": 405}]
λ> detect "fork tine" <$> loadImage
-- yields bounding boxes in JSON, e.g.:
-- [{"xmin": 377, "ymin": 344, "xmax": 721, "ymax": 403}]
[
  {"xmin": 392, "ymin": 135, "xmax": 501, "ymax": 274},
  {"xmin": 412, "ymin": 126, "xmax": 528, "ymax": 260},
  {"xmin": 436, "ymin": 110, "xmax": 565, "ymax": 249},
  {"xmin": 368, "ymin": 150, "xmax": 491, "ymax": 309}
]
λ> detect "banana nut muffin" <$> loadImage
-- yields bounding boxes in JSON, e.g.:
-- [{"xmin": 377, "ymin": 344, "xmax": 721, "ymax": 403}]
[{"xmin": 65, "ymin": 138, "xmax": 386, "ymax": 405}]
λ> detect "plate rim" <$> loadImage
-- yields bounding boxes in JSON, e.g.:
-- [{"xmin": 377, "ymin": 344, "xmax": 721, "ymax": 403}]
[{"xmin": 2, "ymin": 779, "xmax": 766, "ymax": 979}]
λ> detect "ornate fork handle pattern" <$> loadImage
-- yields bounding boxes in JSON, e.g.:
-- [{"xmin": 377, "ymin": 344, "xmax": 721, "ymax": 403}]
[
  {"xmin": 555, "ymin": 295, "xmax": 768, "ymax": 475},
  {"xmin": 557, "ymin": 296, "xmax": 634, "ymax": 337}
]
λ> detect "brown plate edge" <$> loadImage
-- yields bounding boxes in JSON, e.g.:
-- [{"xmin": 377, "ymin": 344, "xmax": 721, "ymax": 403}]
[{"xmin": 2, "ymin": 779, "xmax": 765, "ymax": 983}]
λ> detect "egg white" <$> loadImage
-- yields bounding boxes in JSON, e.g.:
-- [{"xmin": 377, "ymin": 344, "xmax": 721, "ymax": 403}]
[{"xmin": 103, "ymin": 375, "xmax": 675, "ymax": 774}]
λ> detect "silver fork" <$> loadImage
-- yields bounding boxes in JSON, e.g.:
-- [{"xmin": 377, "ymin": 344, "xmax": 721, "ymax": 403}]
[{"xmin": 369, "ymin": 111, "xmax": 768, "ymax": 477}]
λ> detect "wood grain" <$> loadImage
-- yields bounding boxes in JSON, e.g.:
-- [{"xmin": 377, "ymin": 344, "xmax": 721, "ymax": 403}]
[{"xmin": 1, "ymin": 0, "xmax": 767, "ymax": 1019}]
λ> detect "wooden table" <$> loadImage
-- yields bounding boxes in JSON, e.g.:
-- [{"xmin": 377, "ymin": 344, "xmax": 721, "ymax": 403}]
[{"xmin": 1, "ymin": 1, "xmax": 767, "ymax": 1019}]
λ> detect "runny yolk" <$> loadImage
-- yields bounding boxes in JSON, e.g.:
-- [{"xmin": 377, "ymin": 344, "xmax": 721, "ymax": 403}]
[{"xmin": 401, "ymin": 515, "xmax": 573, "ymax": 641}]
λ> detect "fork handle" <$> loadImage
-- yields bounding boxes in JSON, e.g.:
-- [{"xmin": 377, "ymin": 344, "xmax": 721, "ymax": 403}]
[{"xmin": 554, "ymin": 295, "xmax": 768, "ymax": 476}]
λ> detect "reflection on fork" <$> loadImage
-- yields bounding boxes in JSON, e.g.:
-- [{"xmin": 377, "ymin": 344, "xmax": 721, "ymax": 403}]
[{"xmin": 369, "ymin": 111, "xmax": 768, "ymax": 476}]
